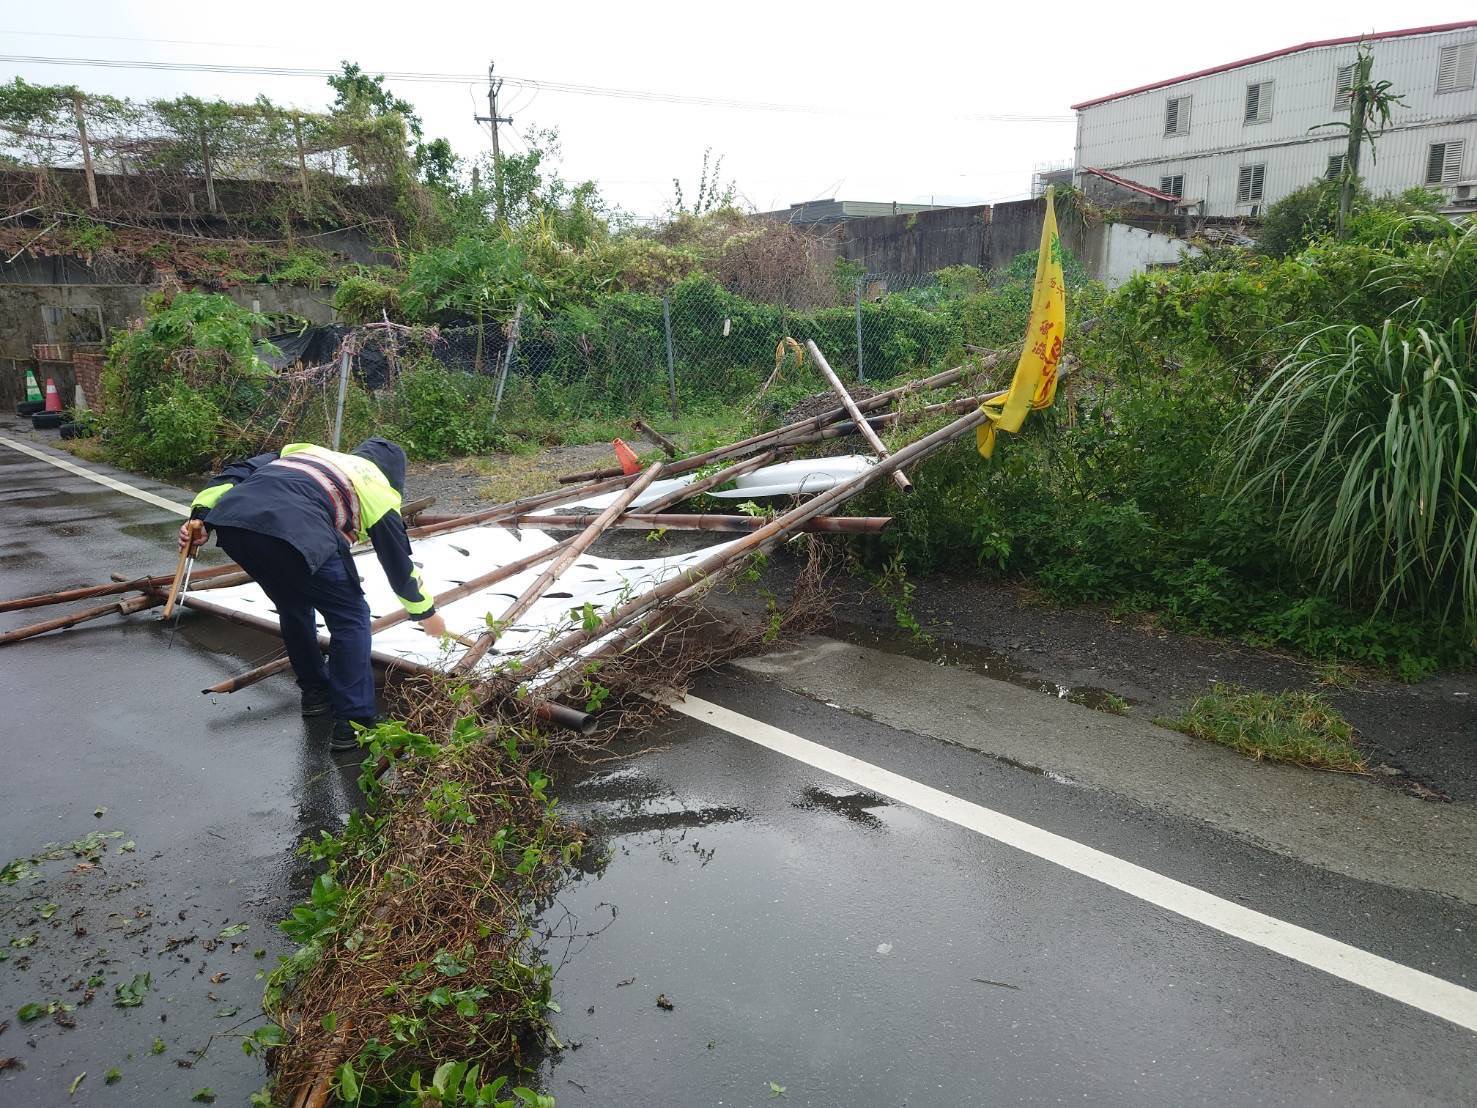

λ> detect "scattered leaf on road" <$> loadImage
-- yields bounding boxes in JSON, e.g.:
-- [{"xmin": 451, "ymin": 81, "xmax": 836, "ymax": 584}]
[
  {"xmin": 69, "ymin": 1071, "xmax": 85, "ymax": 1095},
  {"xmin": 105, "ymin": 1067, "xmax": 122, "ymax": 1084},
  {"xmin": 113, "ymin": 973, "xmax": 150, "ymax": 1008},
  {"xmin": 768, "ymin": 1081, "xmax": 788, "ymax": 1097},
  {"xmin": 217, "ymin": 923, "xmax": 248, "ymax": 939},
  {"xmin": 209, "ymin": 972, "xmax": 229, "ymax": 984},
  {"xmin": 150, "ymin": 1037, "xmax": 166, "ymax": 1055},
  {"xmin": 656, "ymin": 993, "xmax": 675, "ymax": 1011},
  {"xmin": 193, "ymin": 1088, "xmax": 217, "ymax": 1103},
  {"xmin": 17, "ymin": 1003, "xmax": 47, "ymax": 1022},
  {"xmin": 39, "ymin": 904, "xmax": 59, "ymax": 920}
]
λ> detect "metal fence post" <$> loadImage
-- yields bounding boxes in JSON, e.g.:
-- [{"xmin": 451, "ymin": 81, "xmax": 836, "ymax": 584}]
[
  {"xmin": 493, "ymin": 300, "xmax": 523, "ymax": 422},
  {"xmin": 854, "ymin": 275, "xmax": 865, "ymax": 382},
  {"xmin": 331, "ymin": 345, "xmax": 350, "ymax": 451},
  {"xmin": 662, "ymin": 293, "xmax": 678, "ymax": 419}
]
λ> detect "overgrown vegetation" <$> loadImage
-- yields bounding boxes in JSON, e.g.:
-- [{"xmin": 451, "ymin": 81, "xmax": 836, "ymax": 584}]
[{"xmin": 1165, "ymin": 685, "xmax": 1366, "ymax": 772}]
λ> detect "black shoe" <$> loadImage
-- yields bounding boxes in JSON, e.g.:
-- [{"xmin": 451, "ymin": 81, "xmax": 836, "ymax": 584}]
[
  {"xmin": 329, "ymin": 717, "xmax": 380, "ymax": 753},
  {"xmin": 300, "ymin": 688, "xmax": 333, "ymax": 718}
]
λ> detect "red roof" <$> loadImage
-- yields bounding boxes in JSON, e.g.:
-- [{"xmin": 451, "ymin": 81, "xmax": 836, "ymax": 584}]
[
  {"xmin": 1070, "ymin": 20, "xmax": 1477, "ymax": 110},
  {"xmin": 1080, "ymin": 167, "xmax": 1183, "ymax": 204}
]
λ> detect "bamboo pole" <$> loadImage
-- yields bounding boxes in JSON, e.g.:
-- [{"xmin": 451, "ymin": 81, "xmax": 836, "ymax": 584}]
[
  {"xmin": 633, "ymin": 418, "xmax": 677, "ymax": 457},
  {"xmin": 555, "ymin": 357, "xmax": 994, "ymax": 484},
  {"xmin": 512, "ymin": 512, "xmax": 890, "ymax": 534},
  {"xmin": 807, "ymin": 340, "xmax": 911, "ymax": 493},
  {"xmin": 639, "ymin": 449, "xmax": 778, "ymax": 515},
  {"xmin": 496, "ymin": 403, "xmax": 997, "ymax": 693},
  {"xmin": 455, "ymin": 463, "xmax": 665, "ymax": 672},
  {"xmin": 2, "ymin": 563, "xmax": 243, "ymax": 614},
  {"xmin": 161, "ymin": 545, "xmax": 191, "ymax": 621},
  {"xmin": 0, "ymin": 593, "xmax": 160, "ymax": 646},
  {"xmin": 203, "ymin": 536, "xmax": 576, "ymax": 695}
]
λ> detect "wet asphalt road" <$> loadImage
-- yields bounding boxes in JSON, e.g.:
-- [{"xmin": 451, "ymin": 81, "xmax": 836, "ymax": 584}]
[{"xmin": 3, "ymin": 434, "xmax": 1477, "ymax": 1107}]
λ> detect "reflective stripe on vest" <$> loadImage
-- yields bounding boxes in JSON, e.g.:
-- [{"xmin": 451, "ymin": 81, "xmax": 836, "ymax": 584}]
[{"xmin": 271, "ymin": 454, "xmax": 361, "ymax": 544}]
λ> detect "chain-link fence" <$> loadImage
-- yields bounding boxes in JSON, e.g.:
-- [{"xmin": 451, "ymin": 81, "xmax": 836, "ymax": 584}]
[
  {"xmin": 345, "ymin": 271, "xmax": 956, "ymax": 419},
  {"xmin": 303, "ymin": 269, "xmax": 985, "ymax": 452}
]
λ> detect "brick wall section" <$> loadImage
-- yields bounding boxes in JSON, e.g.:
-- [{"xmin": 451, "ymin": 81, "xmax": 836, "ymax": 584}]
[{"xmin": 73, "ymin": 352, "xmax": 106, "ymax": 411}]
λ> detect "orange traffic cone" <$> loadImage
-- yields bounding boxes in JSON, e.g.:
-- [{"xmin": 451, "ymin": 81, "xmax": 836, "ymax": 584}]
[
  {"xmin": 43, "ymin": 377, "xmax": 62, "ymax": 413},
  {"xmin": 611, "ymin": 438, "xmax": 642, "ymax": 476}
]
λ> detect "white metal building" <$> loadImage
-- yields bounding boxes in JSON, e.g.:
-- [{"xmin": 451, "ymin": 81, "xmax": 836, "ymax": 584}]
[{"xmin": 1071, "ymin": 21, "xmax": 1477, "ymax": 216}]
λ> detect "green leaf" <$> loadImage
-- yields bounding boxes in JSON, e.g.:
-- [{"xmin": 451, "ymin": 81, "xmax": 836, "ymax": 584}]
[
  {"xmin": 10, "ymin": 934, "xmax": 36, "ymax": 948},
  {"xmin": 215, "ymin": 1006, "xmax": 239, "ymax": 1018},
  {"xmin": 321, "ymin": 1011, "xmax": 338, "ymax": 1033},
  {"xmin": 768, "ymin": 1082, "xmax": 788, "ymax": 1098},
  {"xmin": 17, "ymin": 1002, "xmax": 47, "ymax": 1022},
  {"xmin": 192, "ymin": 1088, "xmax": 217, "ymax": 1104},
  {"xmin": 113, "ymin": 972, "xmax": 150, "ymax": 1008},
  {"xmin": 104, "ymin": 1068, "xmax": 122, "ymax": 1085},
  {"xmin": 151, "ymin": 1037, "xmax": 166, "ymax": 1055},
  {"xmin": 336, "ymin": 1063, "xmax": 360, "ymax": 1102},
  {"xmin": 39, "ymin": 903, "xmax": 59, "ymax": 919},
  {"xmin": 69, "ymin": 1072, "xmax": 86, "ymax": 1096},
  {"xmin": 217, "ymin": 923, "xmax": 249, "ymax": 938}
]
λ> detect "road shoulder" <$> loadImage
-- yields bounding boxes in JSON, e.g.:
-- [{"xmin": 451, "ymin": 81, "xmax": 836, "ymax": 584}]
[{"xmin": 735, "ymin": 635, "xmax": 1477, "ymax": 906}]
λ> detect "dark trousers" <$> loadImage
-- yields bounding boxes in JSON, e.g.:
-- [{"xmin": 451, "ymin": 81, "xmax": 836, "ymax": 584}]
[{"xmin": 213, "ymin": 527, "xmax": 377, "ymax": 724}]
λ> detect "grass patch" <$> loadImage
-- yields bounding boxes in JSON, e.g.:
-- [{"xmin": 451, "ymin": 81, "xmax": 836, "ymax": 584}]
[{"xmin": 1164, "ymin": 684, "xmax": 1366, "ymax": 772}]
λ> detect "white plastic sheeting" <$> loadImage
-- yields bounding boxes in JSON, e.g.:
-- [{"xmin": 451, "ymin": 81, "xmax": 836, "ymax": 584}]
[
  {"xmin": 185, "ymin": 523, "xmax": 740, "ymax": 679},
  {"xmin": 569, "ymin": 455, "xmax": 875, "ymax": 510}
]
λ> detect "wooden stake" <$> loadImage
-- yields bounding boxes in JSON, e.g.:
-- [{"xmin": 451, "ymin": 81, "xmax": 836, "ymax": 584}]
[
  {"xmin": 162, "ymin": 545, "xmax": 190, "ymax": 620},
  {"xmin": 807, "ymin": 340, "xmax": 911, "ymax": 493},
  {"xmin": 633, "ymin": 418, "xmax": 677, "ymax": 457}
]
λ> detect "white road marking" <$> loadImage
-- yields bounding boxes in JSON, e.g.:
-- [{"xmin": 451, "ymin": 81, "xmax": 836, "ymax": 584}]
[
  {"xmin": 672, "ymin": 694, "xmax": 1477, "ymax": 1035},
  {"xmin": 0, "ymin": 433, "xmax": 189, "ymax": 516}
]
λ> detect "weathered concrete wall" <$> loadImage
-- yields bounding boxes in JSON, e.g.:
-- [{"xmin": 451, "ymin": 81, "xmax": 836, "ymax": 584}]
[
  {"xmin": 1093, "ymin": 222, "xmax": 1201, "ymax": 287},
  {"xmin": 832, "ymin": 205, "xmax": 990, "ymax": 273},
  {"xmin": 0, "ymin": 280, "xmax": 336, "ymax": 406}
]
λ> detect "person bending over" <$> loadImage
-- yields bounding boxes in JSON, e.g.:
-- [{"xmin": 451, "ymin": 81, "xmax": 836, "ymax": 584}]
[{"xmin": 179, "ymin": 438, "xmax": 446, "ymax": 750}]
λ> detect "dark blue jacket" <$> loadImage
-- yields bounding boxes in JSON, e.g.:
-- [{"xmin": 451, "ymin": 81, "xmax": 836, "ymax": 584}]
[{"xmin": 190, "ymin": 439, "xmax": 434, "ymax": 618}]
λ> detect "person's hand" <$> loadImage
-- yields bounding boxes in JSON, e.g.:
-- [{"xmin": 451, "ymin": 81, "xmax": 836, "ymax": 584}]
[
  {"xmin": 178, "ymin": 519, "xmax": 207, "ymax": 554},
  {"xmin": 418, "ymin": 612, "xmax": 448, "ymax": 639}
]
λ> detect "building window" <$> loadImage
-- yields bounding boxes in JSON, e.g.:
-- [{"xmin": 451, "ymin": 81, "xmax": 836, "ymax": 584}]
[
  {"xmin": 1427, "ymin": 140, "xmax": 1466, "ymax": 185},
  {"xmin": 1437, "ymin": 42, "xmax": 1477, "ymax": 93},
  {"xmin": 1159, "ymin": 174, "xmax": 1184, "ymax": 198},
  {"xmin": 1237, "ymin": 163, "xmax": 1266, "ymax": 204},
  {"xmin": 1164, "ymin": 95, "xmax": 1191, "ymax": 136},
  {"xmin": 1244, "ymin": 80, "xmax": 1273, "ymax": 123},
  {"xmin": 1334, "ymin": 62, "xmax": 1357, "ymax": 109},
  {"xmin": 1326, "ymin": 154, "xmax": 1347, "ymax": 180}
]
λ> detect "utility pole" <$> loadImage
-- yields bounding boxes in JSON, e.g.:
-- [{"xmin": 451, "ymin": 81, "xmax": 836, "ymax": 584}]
[{"xmin": 473, "ymin": 60, "xmax": 512, "ymax": 223}]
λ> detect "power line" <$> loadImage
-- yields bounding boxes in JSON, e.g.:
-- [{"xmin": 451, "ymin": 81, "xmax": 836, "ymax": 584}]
[{"xmin": 0, "ymin": 53, "xmax": 1076, "ymax": 123}]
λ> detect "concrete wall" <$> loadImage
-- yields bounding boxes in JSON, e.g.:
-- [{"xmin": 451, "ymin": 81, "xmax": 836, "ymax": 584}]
[{"xmin": 831, "ymin": 205, "xmax": 990, "ymax": 272}]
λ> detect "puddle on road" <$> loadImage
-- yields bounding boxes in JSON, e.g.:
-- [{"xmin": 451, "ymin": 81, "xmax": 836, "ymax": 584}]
[
  {"xmin": 793, "ymin": 785, "xmax": 891, "ymax": 830},
  {"xmin": 829, "ymin": 619, "xmax": 1136, "ymax": 715}
]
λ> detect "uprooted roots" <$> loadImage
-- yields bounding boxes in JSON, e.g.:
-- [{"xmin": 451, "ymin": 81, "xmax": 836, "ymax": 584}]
[{"xmin": 267, "ymin": 538, "xmax": 837, "ymax": 1104}]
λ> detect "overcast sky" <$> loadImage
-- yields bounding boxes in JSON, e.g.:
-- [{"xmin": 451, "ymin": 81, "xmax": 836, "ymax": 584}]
[{"xmin": 4, "ymin": 2, "xmax": 1472, "ymax": 218}]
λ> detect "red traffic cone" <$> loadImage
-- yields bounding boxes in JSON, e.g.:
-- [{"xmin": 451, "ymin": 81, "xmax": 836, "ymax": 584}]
[
  {"xmin": 43, "ymin": 377, "xmax": 62, "ymax": 413},
  {"xmin": 611, "ymin": 438, "xmax": 641, "ymax": 476}
]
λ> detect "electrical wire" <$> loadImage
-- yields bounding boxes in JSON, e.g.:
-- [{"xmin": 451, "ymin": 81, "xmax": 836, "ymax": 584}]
[{"xmin": 0, "ymin": 54, "xmax": 1076, "ymax": 123}]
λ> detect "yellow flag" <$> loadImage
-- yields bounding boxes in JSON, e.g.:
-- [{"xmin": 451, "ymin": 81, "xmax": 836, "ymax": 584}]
[{"xmin": 977, "ymin": 187, "xmax": 1066, "ymax": 457}]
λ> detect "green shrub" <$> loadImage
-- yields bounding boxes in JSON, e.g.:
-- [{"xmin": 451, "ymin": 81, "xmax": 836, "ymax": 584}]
[
  {"xmin": 332, "ymin": 274, "xmax": 403, "ymax": 324},
  {"xmin": 384, "ymin": 362, "xmax": 499, "ymax": 461},
  {"xmin": 100, "ymin": 291, "xmax": 273, "ymax": 475}
]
